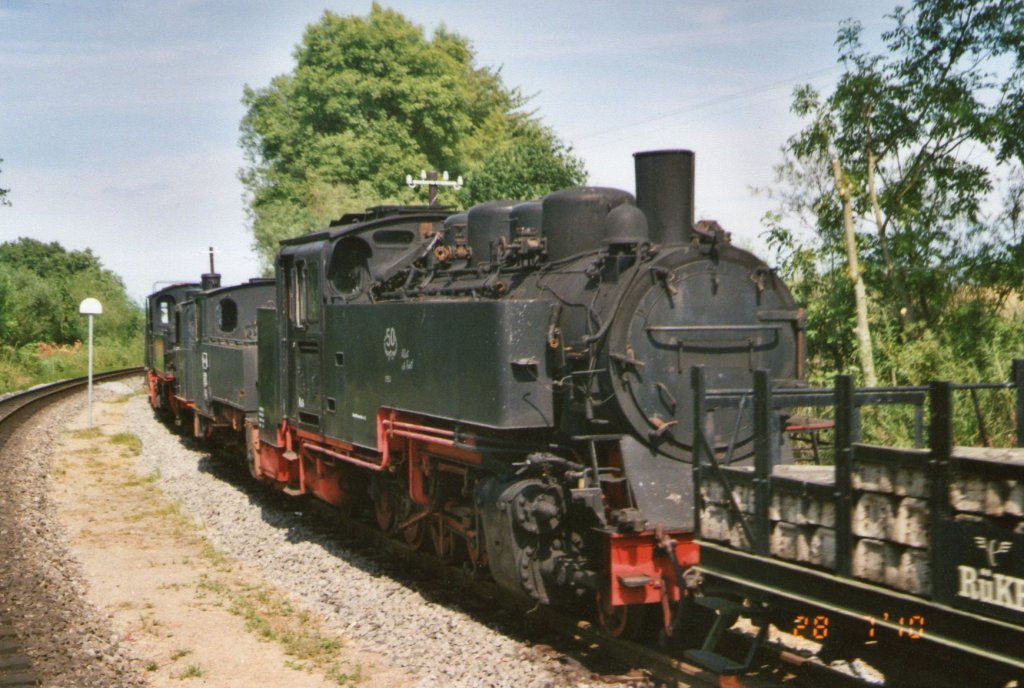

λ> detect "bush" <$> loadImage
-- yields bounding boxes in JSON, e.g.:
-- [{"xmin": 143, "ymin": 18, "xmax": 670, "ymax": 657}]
[
  {"xmin": 801, "ymin": 302, "xmax": 1024, "ymax": 452},
  {"xmin": 0, "ymin": 334, "xmax": 142, "ymax": 396}
]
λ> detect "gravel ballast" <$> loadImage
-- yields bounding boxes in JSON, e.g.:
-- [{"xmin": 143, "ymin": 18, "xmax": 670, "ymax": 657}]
[
  {"xmin": 0, "ymin": 387, "xmax": 144, "ymax": 687},
  {"xmin": 124, "ymin": 390, "xmax": 604, "ymax": 688}
]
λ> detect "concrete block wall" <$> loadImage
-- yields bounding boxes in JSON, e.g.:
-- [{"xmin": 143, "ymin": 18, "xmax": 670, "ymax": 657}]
[
  {"xmin": 948, "ymin": 448, "xmax": 1024, "ymax": 539},
  {"xmin": 700, "ymin": 465, "xmax": 841, "ymax": 567},
  {"xmin": 850, "ymin": 456, "xmax": 933, "ymax": 595},
  {"xmin": 699, "ymin": 478, "xmax": 753, "ymax": 551},
  {"xmin": 766, "ymin": 466, "xmax": 838, "ymax": 569},
  {"xmin": 851, "ymin": 539, "xmax": 930, "ymax": 594},
  {"xmin": 769, "ymin": 521, "xmax": 836, "ymax": 568},
  {"xmin": 950, "ymin": 474, "xmax": 1024, "ymax": 519}
]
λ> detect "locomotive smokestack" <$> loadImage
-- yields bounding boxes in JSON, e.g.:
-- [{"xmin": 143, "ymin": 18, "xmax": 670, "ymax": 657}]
[
  {"xmin": 201, "ymin": 273, "xmax": 221, "ymax": 290},
  {"xmin": 633, "ymin": 149, "xmax": 695, "ymax": 245},
  {"xmin": 201, "ymin": 246, "xmax": 221, "ymax": 290}
]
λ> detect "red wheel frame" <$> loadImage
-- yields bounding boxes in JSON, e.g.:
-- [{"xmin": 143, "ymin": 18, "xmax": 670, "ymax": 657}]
[
  {"xmin": 429, "ymin": 513, "xmax": 457, "ymax": 561},
  {"xmin": 373, "ymin": 481, "xmax": 396, "ymax": 533},
  {"xmin": 596, "ymin": 590, "xmax": 645, "ymax": 639},
  {"xmin": 397, "ymin": 495, "xmax": 425, "ymax": 549}
]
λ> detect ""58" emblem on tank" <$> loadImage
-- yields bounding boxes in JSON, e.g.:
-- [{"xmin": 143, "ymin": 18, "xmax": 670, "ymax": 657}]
[{"xmin": 383, "ymin": 326, "xmax": 398, "ymax": 360}]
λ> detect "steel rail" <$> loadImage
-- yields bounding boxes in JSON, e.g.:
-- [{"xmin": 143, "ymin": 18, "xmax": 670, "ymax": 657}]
[
  {"xmin": 301, "ymin": 499, "xmax": 720, "ymax": 687},
  {"xmin": 131, "ymin": 374, "xmax": 884, "ymax": 687},
  {"xmin": 0, "ymin": 368, "xmax": 144, "ymax": 430}
]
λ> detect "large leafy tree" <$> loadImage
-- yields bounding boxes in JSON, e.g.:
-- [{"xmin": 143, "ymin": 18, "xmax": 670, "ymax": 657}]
[
  {"xmin": 0, "ymin": 239, "xmax": 141, "ymax": 348},
  {"xmin": 241, "ymin": 5, "xmax": 586, "ymax": 265},
  {"xmin": 460, "ymin": 124, "xmax": 586, "ymax": 205},
  {"xmin": 762, "ymin": 0, "xmax": 1024, "ymax": 380}
]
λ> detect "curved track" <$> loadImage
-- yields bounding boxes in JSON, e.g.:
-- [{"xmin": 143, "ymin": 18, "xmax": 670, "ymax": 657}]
[
  {"xmin": 0, "ymin": 368, "xmax": 142, "ymax": 688},
  {"xmin": 0, "ymin": 369, "xmax": 143, "ymax": 441}
]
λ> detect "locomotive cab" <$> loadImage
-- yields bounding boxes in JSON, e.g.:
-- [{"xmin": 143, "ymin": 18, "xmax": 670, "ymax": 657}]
[
  {"xmin": 144, "ymin": 281, "xmax": 200, "ymax": 411},
  {"xmin": 176, "ymin": 278, "xmax": 275, "ymax": 439}
]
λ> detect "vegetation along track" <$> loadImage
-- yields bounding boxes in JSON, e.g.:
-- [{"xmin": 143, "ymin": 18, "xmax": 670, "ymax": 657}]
[{"xmin": 0, "ymin": 368, "xmax": 142, "ymax": 688}]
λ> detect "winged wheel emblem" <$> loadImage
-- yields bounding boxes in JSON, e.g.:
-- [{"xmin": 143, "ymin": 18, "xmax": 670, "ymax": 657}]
[{"xmin": 974, "ymin": 537, "xmax": 1012, "ymax": 567}]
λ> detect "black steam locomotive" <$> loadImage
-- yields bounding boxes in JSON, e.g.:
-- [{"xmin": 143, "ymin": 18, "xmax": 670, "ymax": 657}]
[
  {"xmin": 147, "ymin": 149, "xmax": 1024, "ymax": 684},
  {"xmin": 147, "ymin": 149, "xmax": 803, "ymax": 638}
]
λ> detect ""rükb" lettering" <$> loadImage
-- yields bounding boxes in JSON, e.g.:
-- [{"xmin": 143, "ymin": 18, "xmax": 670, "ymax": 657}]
[{"xmin": 958, "ymin": 565, "xmax": 1024, "ymax": 613}]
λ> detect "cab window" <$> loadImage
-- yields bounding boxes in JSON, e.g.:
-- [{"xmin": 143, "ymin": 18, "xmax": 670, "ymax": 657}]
[
  {"xmin": 290, "ymin": 262, "xmax": 307, "ymax": 327},
  {"xmin": 217, "ymin": 298, "xmax": 238, "ymax": 332}
]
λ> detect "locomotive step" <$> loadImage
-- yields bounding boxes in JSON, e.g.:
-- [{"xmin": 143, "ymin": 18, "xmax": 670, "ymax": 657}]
[
  {"xmin": 684, "ymin": 623, "xmax": 769, "ymax": 677},
  {"xmin": 687, "ymin": 596, "xmax": 769, "ymax": 676}
]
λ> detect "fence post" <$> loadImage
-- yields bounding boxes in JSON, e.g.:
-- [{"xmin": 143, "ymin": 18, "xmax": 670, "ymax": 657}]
[
  {"xmin": 753, "ymin": 370, "xmax": 772, "ymax": 556},
  {"xmin": 928, "ymin": 381, "xmax": 953, "ymax": 596},
  {"xmin": 834, "ymin": 375, "xmax": 854, "ymax": 577},
  {"xmin": 1014, "ymin": 359, "xmax": 1024, "ymax": 448}
]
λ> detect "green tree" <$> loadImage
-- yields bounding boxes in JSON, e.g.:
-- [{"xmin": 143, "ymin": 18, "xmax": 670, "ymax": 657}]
[
  {"xmin": 460, "ymin": 125, "xmax": 587, "ymax": 206},
  {"xmin": 762, "ymin": 0, "xmax": 1024, "ymax": 381},
  {"xmin": 0, "ymin": 238, "xmax": 141, "ymax": 348},
  {"xmin": 240, "ymin": 5, "xmax": 586, "ymax": 266}
]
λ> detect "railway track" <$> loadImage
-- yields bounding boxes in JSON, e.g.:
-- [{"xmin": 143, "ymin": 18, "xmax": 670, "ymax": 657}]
[
  {"xmin": 321, "ymin": 510, "xmax": 718, "ymax": 686},
  {"xmin": 0, "ymin": 369, "xmax": 143, "ymax": 440},
  {"xmin": 0, "ymin": 372, "xmax": 874, "ymax": 687},
  {"xmin": 0, "ymin": 368, "xmax": 142, "ymax": 688},
  {"xmin": 306, "ymin": 503, "xmax": 875, "ymax": 688},
  {"xmin": 193, "ymin": 443, "xmax": 710, "ymax": 686}
]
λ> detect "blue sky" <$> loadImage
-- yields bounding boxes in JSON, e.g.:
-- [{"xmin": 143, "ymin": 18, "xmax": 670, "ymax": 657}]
[{"xmin": 0, "ymin": 0, "xmax": 898, "ymax": 302}]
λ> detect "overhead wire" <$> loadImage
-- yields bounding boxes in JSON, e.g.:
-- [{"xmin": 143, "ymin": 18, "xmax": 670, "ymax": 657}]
[{"xmin": 571, "ymin": 64, "xmax": 842, "ymax": 146}]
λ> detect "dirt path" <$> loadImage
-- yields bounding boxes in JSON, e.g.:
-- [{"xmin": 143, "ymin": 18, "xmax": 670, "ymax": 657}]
[{"xmin": 51, "ymin": 383, "xmax": 403, "ymax": 687}]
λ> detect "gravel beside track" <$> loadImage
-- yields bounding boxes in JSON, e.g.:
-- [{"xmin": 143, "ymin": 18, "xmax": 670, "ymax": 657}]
[
  {"xmin": 0, "ymin": 389, "xmax": 144, "ymax": 687},
  {"xmin": 124, "ymin": 393, "xmax": 607, "ymax": 688}
]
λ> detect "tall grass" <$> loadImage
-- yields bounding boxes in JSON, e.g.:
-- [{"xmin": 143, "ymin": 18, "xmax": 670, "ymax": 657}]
[
  {"xmin": 0, "ymin": 334, "xmax": 142, "ymax": 395},
  {"xmin": 797, "ymin": 307, "xmax": 1024, "ymax": 454}
]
